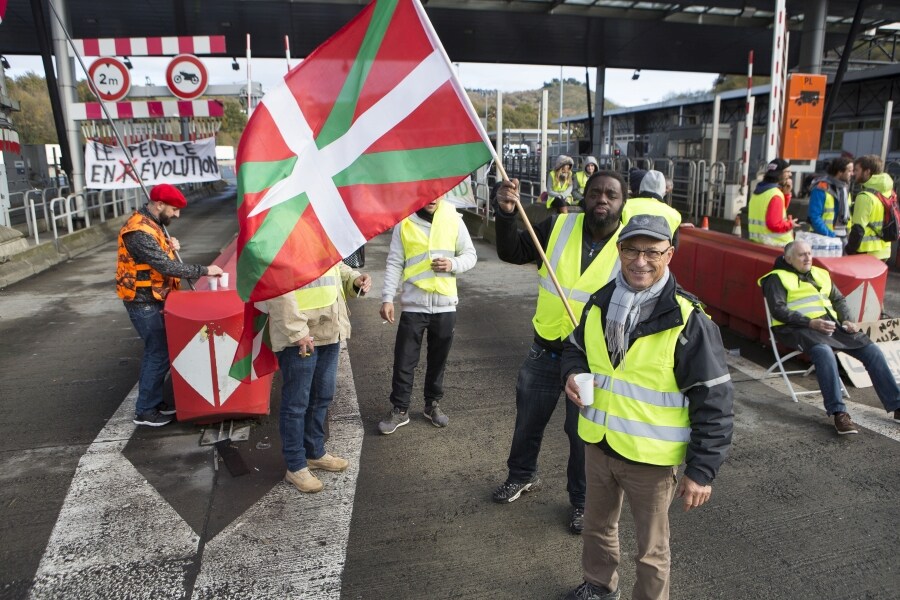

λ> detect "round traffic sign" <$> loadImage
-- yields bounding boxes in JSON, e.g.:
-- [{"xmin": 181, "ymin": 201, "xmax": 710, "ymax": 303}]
[
  {"xmin": 165, "ymin": 54, "xmax": 209, "ymax": 100},
  {"xmin": 87, "ymin": 57, "xmax": 131, "ymax": 102}
]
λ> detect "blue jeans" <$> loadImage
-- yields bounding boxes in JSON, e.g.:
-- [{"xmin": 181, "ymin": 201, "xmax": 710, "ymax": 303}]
[
  {"xmin": 126, "ymin": 302, "xmax": 170, "ymax": 416},
  {"xmin": 808, "ymin": 343, "xmax": 900, "ymax": 415},
  {"xmin": 506, "ymin": 343, "xmax": 585, "ymax": 507},
  {"xmin": 277, "ymin": 342, "xmax": 340, "ymax": 472}
]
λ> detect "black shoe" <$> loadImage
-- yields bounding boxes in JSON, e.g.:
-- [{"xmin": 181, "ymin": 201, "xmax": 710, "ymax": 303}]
[
  {"xmin": 133, "ymin": 410, "xmax": 173, "ymax": 427},
  {"xmin": 492, "ymin": 475, "xmax": 541, "ymax": 503},
  {"xmin": 564, "ymin": 581, "xmax": 620, "ymax": 600},
  {"xmin": 568, "ymin": 506, "xmax": 584, "ymax": 534},
  {"xmin": 156, "ymin": 402, "xmax": 176, "ymax": 416}
]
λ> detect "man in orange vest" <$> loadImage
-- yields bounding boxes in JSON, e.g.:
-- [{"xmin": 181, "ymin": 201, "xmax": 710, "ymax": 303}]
[{"xmin": 116, "ymin": 184, "xmax": 222, "ymax": 427}]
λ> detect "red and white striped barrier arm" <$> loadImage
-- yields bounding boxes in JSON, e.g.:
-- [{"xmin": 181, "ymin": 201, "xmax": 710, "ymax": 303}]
[
  {"xmin": 0, "ymin": 128, "xmax": 20, "ymax": 154},
  {"xmin": 70, "ymin": 35, "xmax": 226, "ymax": 57},
  {"xmin": 70, "ymin": 100, "xmax": 225, "ymax": 120}
]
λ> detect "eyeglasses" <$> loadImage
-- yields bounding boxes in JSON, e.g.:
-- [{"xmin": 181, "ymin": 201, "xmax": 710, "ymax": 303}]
[{"xmin": 619, "ymin": 245, "xmax": 671, "ymax": 262}]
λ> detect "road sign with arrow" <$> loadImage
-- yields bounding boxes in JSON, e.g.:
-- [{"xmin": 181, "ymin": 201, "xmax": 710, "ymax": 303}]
[{"xmin": 779, "ymin": 74, "xmax": 826, "ymax": 160}]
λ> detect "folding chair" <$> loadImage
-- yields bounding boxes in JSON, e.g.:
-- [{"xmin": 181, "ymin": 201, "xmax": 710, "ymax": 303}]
[{"xmin": 763, "ymin": 298, "xmax": 850, "ymax": 403}]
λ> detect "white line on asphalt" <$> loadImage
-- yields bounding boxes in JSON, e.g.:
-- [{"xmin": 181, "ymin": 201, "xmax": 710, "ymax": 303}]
[
  {"xmin": 28, "ymin": 343, "xmax": 363, "ymax": 599},
  {"xmin": 726, "ymin": 353, "xmax": 900, "ymax": 442}
]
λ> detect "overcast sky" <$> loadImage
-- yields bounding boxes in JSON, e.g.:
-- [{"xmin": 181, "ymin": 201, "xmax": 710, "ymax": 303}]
[{"xmin": 5, "ymin": 54, "xmax": 718, "ymax": 108}]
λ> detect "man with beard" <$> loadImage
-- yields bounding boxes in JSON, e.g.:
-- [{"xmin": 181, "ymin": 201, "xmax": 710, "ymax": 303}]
[
  {"xmin": 491, "ymin": 171, "xmax": 625, "ymax": 535},
  {"xmin": 116, "ymin": 183, "xmax": 223, "ymax": 426}
]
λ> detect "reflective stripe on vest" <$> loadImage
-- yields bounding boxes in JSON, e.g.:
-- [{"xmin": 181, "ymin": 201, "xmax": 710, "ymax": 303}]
[
  {"xmin": 577, "ymin": 294, "xmax": 694, "ymax": 466},
  {"xmin": 757, "ymin": 266, "xmax": 836, "ymax": 326},
  {"xmin": 116, "ymin": 211, "xmax": 179, "ymax": 301},
  {"xmin": 621, "ymin": 196, "xmax": 682, "ymax": 234},
  {"xmin": 533, "ymin": 214, "xmax": 622, "ymax": 341},
  {"xmin": 748, "ymin": 187, "xmax": 793, "ymax": 246},
  {"xmin": 822, "ymin": 190, "xmax": 836, "ymax": 233},
  {"xmin": 855, "ymin": 191, "xmax": 891, "ymax": 259},
  {"xmin": 574, "ymin": 171, "xmax": 589, "ymax": 194},
  {"xmin": 294, "ymin": 265, "xmax": 340, "ymax": 311},
  {"xmin": 400, "ymin": 201, "xmax": 459, "ymax": 296}
]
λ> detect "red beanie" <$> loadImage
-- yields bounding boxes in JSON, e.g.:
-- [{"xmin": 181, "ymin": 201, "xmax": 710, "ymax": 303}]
[{"xmin": 150, "ymin": 184, "xmax": 187, "ymax": 208}]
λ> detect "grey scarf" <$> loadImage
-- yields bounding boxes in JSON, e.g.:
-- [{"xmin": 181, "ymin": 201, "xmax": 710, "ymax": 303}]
[{"xmin": 605, "ymin": 269, "xmax": 670, "ymax": 366}]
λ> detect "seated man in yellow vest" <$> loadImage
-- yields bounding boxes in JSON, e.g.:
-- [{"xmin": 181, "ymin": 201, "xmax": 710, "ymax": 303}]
[
  {"xmin": 847, "ymin": 154, "xmax": 895, "ymax": 261},
  {"xmin": 268, "ymin": 263, "xmax": 372, "ymax": 493},
  {"xmin": 748, "ymin": 158, "xmax": 798, "ymax": 246},
  {"xmin": 759, "ymin": 240, "xmax": 900, "ymax": 435},
  {"xmin": 491, "ymin": 170, "xmax": 625, "ymax": 535},
  {"xmin": 621, "ymin": 170, "xmax": 682, "ymax": 235},
  {"xmin": 561, "ymin": 214, "xmax": 734, "ymax": 600},
  {"xmin": 377, "ymin": 194, "xmax": 477, "ymax": 434}
]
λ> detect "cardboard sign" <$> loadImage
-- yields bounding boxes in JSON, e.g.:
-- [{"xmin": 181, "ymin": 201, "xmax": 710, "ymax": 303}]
[
  {"xmin": 85, "ymin": 137, "xmax": 220, "ymax": 189},
  {"xmin": 444, "ymin": 177, "xmax": 477, "ymax": 209},
  {"xmin": 837, "ymin": 341, "xmax": 900, "ymax": 389},
  {"xmin": 779, "ymin": 74, "xmax": 827, "ymax": 161}
]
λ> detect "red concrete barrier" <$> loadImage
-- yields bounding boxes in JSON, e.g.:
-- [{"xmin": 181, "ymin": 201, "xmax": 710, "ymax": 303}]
[
  {"xmin": 164, "ymin": 239, "xmax": 273, "ymax": 423},
  {"xmin": 669, "ymin": 228, "xmax": 887, "ymax": 342}
]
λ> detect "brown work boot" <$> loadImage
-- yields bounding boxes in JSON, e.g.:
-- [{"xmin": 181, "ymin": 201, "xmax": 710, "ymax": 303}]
[
  {"xmin": 833, "ymin": 412, "xmax": 859, "ymax": 435},
  {"xmin": 306, "ymin": 452, "xmax": 349, "ymax": 472},
  {"xmin": 285, "ymin": 467, "xmax": 323, "ymax": 493},
  {"xmin": 894, "ymin": 409, "xmax": 900, "ymax": 422}
]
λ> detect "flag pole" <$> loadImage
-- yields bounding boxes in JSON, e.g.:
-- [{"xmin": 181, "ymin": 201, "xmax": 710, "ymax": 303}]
[
  {"xmin": 412, "ymin": 0, "xmax": 578, "ymax": 327},
  {"xmin": 46, "ymin": 1, "xmax": 195, "ymax": 286}
]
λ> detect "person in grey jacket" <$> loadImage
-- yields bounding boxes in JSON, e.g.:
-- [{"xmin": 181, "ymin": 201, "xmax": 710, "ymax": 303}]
[
  {"xmin": 560, "ymin": 214, "xmax": 733, "ymax": 600},
  {"xmin": 378, "ymin": 195, "xmax": 477, "ymax": 434}
]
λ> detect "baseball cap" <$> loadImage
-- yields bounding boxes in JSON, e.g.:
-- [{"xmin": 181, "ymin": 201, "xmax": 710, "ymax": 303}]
[
  {"xmin": 765, "ymin": 158, "xmax": 791, "ymax": 176},
  {"xmin": 619, "ymin": 214, "xmax": 672, "ymax": 243},
  {"xmin": 639, "ymin": 170, "xmax": 667, "ymax": 198},
  {"xmin": 149, "ymin": 184, "xmax": 187, "ymax": 208}
]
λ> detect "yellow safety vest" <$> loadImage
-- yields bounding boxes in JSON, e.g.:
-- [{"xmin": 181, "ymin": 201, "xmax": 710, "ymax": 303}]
[
  {"xmin": 574, "ymin": 171, "xmax": 590, "ymax": 194},
  {"xmin": 548, "ymin": 170, "xmax": 574, "ymax": 207},
  {"xmin": 533, "ymin": 214, "xmax": 621, "ymax": 341},
  {"xmin": 758, "ymin": 266, "xmax": 837, "ymax": 326},
  {"xmin": 748, "ymin": 187, "xmax": 793, "ymax": 246},
  {"xmin": 400, "ymin": 201, "xmax": 459, "ymax": 296},
  {"xmin": 621, "ymin": 196, "xmax": 682, "ymax": 234},
  {"xmin": 578, "ymin": 294, "xmax": 694, "ymax": 466},
  {"xmin": 854, "ymin": 190, "xmax": 890, "ymax": 259},
  {"xmin": 821, "ymin": 189, "xmax": 836, "ymax": 234},
  {"xmin": 294, "ymin": 264, "xmax": 341, "ymax": 311}
]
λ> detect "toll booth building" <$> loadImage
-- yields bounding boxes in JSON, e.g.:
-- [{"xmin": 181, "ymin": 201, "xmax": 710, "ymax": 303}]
[{"xmin": 555, "ymin": 63, "xmax": 900, "ymax": 222}]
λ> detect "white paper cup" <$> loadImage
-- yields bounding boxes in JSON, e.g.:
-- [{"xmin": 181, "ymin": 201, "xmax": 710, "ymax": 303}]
[
  {"xmin": 220, "ymin": 272, "xmax": 229, "ymax": 288},
  {"xmin": 207, "ymin": 276, "xmax": 218, "ymax": 291},
  {"xmin": 575, "ymin": 373, "xmax": 595, "ymax": 406}
]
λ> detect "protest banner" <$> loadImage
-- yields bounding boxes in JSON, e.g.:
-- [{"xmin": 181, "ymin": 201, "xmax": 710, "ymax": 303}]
[
  {"xmin": 836, "ymin": 319, "xmax": 900, "ymax": 388},
  {"xmin": 85, "ymin": 137, "xmax": 220, "ymax": 189}
]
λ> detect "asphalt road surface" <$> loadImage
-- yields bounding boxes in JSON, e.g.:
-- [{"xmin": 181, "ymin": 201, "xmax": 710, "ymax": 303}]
[{"xmin": 1, "ymin": 190, "xmax": 898, "ymax": 599}]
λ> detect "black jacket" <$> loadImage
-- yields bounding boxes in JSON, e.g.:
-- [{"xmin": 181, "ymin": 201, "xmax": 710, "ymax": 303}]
[
  {"xmin": 760, "ymin": 256, "xmax": 869, "ymax": 352},
  {"xmin": 494, "ymin": 204, "xmax": 617, "ymax": 352},
  {"xmin": 561, "ymin": 274, "xmax": 734, "ymax": 485}
]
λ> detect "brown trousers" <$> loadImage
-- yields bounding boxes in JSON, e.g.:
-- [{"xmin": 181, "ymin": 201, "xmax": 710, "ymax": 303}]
[{"xmin": 582, "ymin": 443, "xmax": 678, "ymax": 600}]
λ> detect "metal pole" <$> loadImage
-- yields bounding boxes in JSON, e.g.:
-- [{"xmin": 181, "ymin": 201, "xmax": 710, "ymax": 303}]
[
  {"xmin": 558, "ymin": 66, "xmax": 564, "ymax": 155},
  {"xmin": 585, "ymin": 66, "xmax": 593, "ymax": 152},
  {"xmin": 881, "ymin": 100, "xmax": 894, "ymax": 163},
  {"xmin": 765, "ymin": 0, "xmax": 787, "ymax": 162},
  {"xmin": 285, "ymin": 35, "xmax": 291, "ymax": 72},
  {"xmin": 495, "ymin": 90, "xmax": 503, "ymax": 180},
  {"xmin": 821, "ymin": 0, "xmax": 870, "ymax": 144},
  {"xmin": 246, "ymin": 34, "xmax": 253, "ymax": 116},
  {"xmin": 540, "ymin": 89, "xmax": 549, "ymax": 194},
  {"xmin": 48, "ymin": 0, "xmax": 84, "ymax": 200}
]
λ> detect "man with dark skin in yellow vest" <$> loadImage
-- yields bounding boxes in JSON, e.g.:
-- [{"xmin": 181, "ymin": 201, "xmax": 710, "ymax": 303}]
[
  {"xmin": 491, "ymin": 170, "xmax": 625, "ymax": 535},
  {"xmin": 561, "ymin": 214, "xmax": 733, "ymax": 600}
]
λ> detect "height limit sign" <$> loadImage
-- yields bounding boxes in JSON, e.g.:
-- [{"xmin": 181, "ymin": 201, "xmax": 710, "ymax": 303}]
[
  {"xmin": 780, "ymin": 74, "xmax": 827, "ymax": 161},
  {"xmin": 87, "ymin": 57, "xmax": 131, "ymax": 102}
]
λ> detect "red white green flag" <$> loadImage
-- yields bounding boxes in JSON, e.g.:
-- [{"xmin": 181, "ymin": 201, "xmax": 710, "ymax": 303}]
[
  {"xmin": 234, "ymin": 0, "xmax": 494, "ymax": 302},
  {"xmin": 228, "ymin": 301, "xmax": 277, "ymax": 382}
]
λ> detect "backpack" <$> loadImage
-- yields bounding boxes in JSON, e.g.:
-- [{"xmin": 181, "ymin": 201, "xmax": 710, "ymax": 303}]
[{"xmin": 866, "ymin": 187, "xmax": 900, "ymax": 242}]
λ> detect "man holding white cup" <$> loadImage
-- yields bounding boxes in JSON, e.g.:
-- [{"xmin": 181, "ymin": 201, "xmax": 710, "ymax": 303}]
[{"xmin": 560, "ymin": 214, "xmax": 733, "ymax": 600}]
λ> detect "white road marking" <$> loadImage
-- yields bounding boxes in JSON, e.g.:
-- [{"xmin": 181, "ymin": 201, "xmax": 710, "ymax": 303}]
[
  {"xmin": 29, "ymin": 343, "xmax": 363, "ymax": 599},
  {"xmin": 726, "ymin": 353, "xmax": 900, "ymax": 442}
]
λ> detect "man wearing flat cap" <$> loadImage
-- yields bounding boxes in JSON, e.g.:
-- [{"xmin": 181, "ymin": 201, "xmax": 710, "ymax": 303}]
[
  {"xmin": 748, "ymin": 158, "xmax": 798, "ymax": 246},
  {"xmin": 116, "ymin": 183, "xmax": 223, "ymax": 427},
  {"xmin": 561, "ymin": 214, "xmax": 733, "ymax": 600}
]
